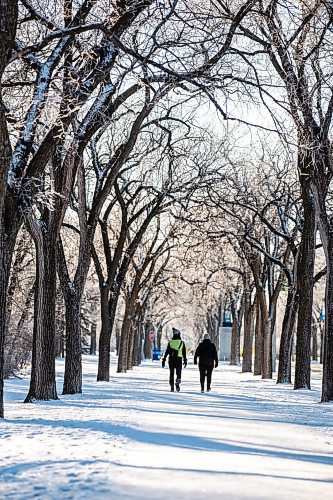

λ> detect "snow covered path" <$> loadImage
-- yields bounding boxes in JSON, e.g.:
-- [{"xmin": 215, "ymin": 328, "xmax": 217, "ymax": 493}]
[{"xmin": 1, "ymin": 357, "xmax": 333, "ymax": 499}]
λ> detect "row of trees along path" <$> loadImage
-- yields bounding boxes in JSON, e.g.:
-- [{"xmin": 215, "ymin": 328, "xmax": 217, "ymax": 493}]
[{"xmin": 1, "ymin": 1, "xmax": 333, "ymax": 418}]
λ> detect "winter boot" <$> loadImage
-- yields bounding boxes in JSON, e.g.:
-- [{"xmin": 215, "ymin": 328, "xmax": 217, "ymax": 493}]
[{"xmin": 175, "ymin": 378, "xmax": 181, "ymax": 392}]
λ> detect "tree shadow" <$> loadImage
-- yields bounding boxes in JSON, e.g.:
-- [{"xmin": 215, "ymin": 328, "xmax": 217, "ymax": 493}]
[{"xmin": 6, "ymin": 417, "xmax": 333, "ymax": 468}]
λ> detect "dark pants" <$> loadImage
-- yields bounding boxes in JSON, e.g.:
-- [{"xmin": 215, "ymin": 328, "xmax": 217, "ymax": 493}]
[
  {"xmin": 199, "ymin": 364, "xmax": 213, "ymax": 390},
  {"xmin": 169, "ymin": 357, "xmax": 182, "ymax": 387}
]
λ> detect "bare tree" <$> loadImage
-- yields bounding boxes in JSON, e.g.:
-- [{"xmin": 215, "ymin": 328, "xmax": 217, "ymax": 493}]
[{"xmin": 0, "ymin": 0, "xmax": 19, "ymax": 418}]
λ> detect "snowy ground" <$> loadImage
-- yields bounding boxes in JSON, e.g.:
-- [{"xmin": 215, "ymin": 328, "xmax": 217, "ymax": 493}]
[{"xmin": 1, "ymin": 356, "xmax": 333, "ymax": 499}]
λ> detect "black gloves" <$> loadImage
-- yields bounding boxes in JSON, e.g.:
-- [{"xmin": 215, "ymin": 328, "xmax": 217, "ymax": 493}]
[
  {"xmin": 215, "ymin": 362, "xmax": 218, "ymax": 368},
  {"xmin": 162, "ymin": 359, "xmax": 165, "ymax": 368},
  {"xmin": 194, "ymin": 359, "xmax": 197, "ymax": 365},
  {"xmin": 183, "ymin": 360, "xmax": 187, "ymax": 368}
]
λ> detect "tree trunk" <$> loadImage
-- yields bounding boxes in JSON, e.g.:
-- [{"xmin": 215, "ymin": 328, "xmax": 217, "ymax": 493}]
[
  {"xmin": 320, "ymin": 323, "xmax": 324, "ymax": 364},
  {"xmin": 90, "ymin": 323, "xmax": 97, "ymax": 355},
  {"xmin": 230, "ymin": 322, "xmax": 241, "ymax": 365},
  {"xmin": 97, "ymin": 200, "xmax": 161, "ymax": 380},
  {"xmin": 252, "ymin": 261, "xmax": 271, "ymax": 378},
  {"xmin": 97, "ymin": 287, "xmax": 112, "ymax": 380},
  {"xmin": 116, "ymin": 323, "xmax": 121, "ymax": 355},
  {"xmin": 4, "ymin": 232, "xmax": 28, "ymax": 341},
  {"xmin": 0, "ymin": 0, "xmax": 19, "ymax": 419},
  {"xmin": 100, "ymin": 256, "xmax": 143, "ymax": 377},
  {"xmin": 98, "ymin": 265, "xmax": 126, "ymax": 380},
  {"xmin": 312, "ymin": 318, "xmax": 318, "ymax": 361},
  {"xmin": 156, "ymin": 324, "xmax": 162, "ymax": 350},
  {"xmin": 55, "ymin": 318, "xmax": 65, "ymax": 358},
  {"xmin": 242, "ymin": 286, "xmax": 255, "ymax": 373},
  {"xmin": 312, "ymin": 176, "xmax": 333, "ymax": 401},
  {"xmin": 216, "ymin": 300, "xmax": 223, "ymax": 354},
  {"xmin": 25, "ymin": 227, "xmax": 58, "ymax": 403},
  {"xmin": 277, "ymin": 288, "xmax": 299, "ymax": 384},
  {"xmin": 230, "ymin": 294, "xmax": 241, "ymax": 366},
  {"xmin": 260, "ymin": 294, "xmax": 271, "ymax": 379},
  {"xmin": 118, "ymin": 275, "xmax": 141, "ymax": 372},
  {"xmin": 62, "ymin": 290, "xmax": 82, "ymax": 394},
  {"xmin": 0, "ymin": 241, "xmax": 17, "ymax": 416},
  {"xmin": 269, "ymin": 292, "xmax": 280, "ymax": 375},
  {"xmin": 294, "ymin": 178, "xmax": 316, "ymax": 390},
  {"xmin": 126, "ymin": 324, "xmax": 136, "ymax": 370},
  {"xmin": 134, "ymin": 315, "xmax": 145, "ymax": 365},
  {"xmin": 117, "ymin": 307, "xmax": 132, "ymax": 373},
  {"xmin": 132, "ymin": 323, "xmax": 141, "ymax": 366},
  {"xmin": 144, "ymin": 321, "xmax": 153, "ymax": 359},
  {"xmin": 253, "ymin": 301, "xmax": 262, "ymax": 376},
  {"xmin": 320, "ymin": 227, "xmax": 333, "ymax": 401}
]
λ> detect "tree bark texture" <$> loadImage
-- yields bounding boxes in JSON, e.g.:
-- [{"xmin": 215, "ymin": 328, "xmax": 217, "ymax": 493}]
[
  {"xmin": 98, "ymin": 291, "xmax": 118, "ymax": 380},
  {"xmin": 90, "ymin": 323, "xmax": 97, "ymax": 355},
  {"xmin": 320, "ymin": 228, "xmax": 333, "ymax": 401},
  {"xmin": 242, "ymin": 269, "xmax": 255, "ymax": 373},
  {"xmin": 0, "ymin": 0, "xmax": 19, "ymax": 419},
  {"xmin": 117, "ymin": 308, "xmax": 132, "ymax": 373},
  {"xmin": 242, "ymin": 295, "xmax": 255, "ymax": 373},
  {"xmin": 259, "ymin": 291, "xmax": 271, "ymax": 379},
  {"xmin": 118, "ymin": 273, "xmax": 141, "ymax": 372},
  {"xmin": 320, "ymin": 324, "xmax": 324, "ymax": 364},
  {"xmin": 268, "ymin": 267, "xmax": 283, "ymax": 375},
  {"xmin": 277, "ymin": 288, "xmax": 299, "ymax": 384},
  {"xmin": 55, "ymin": 318, "xmax": 65, "ymax": 358},
  {"xmin": 116, "ymin": 323, "xmax": 121, "ymax": 355},
  {"xmin": 144, "ymin": 321, "xmax": 153, "ymax": 359},
  {"xmin": 312, "ymin": 171, "xmax": 333, "ymax": 401},
  {"xmin": 25, "ymin": 137, "xmax": 74, "ymax": 401},
  {"xmin": 132, "ymin": 323, "xmax": 141, "ymax": 366},
  {"xmin": 97, "ymin": 287, "xmax": 112, "ymax": 380},
  {"xmin": 24, "ymin": 224, "xmax": 58, "ymax": 402},
  {"xmin": 253, "ymin": 301, "xmax": 262, "ymax": 376},
  {"xmin": 62, "ymin": 290, "xmax": 82, "ymax": 394},
  {"xmin": 311, "ymin": 318, "xmax": 318, "ymax": 361},
  {"xmin": 98, "ymin": 258, "xmax": 136, "ymax": 378},
  {"xmin": 0, "ymin": 0, "xmax": 18, "ymax": 221},
  {"xmin": 251, "ymin": 254, "xmax": 271, "ymax": 378},
  {"xmin": 294, "ymin": 177, "xmax": 316, "ymax": 390},
  {"xmin": 126, "ymin": 324, "xmax": 136, "ymax": 370}
]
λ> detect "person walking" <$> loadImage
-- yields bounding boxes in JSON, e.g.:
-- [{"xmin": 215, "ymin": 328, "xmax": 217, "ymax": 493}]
[
  {"xmin": 194, "ymin": 333, "xmax": 218, "ymax": 393},
  {"xmin": 162, "ymin": 328, "xmax": 187, "ymax": 392}
]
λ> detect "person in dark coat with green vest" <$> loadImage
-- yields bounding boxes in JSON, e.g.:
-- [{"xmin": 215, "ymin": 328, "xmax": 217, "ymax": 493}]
[
  {"xmin": 194, "ymin": 333, "xmax": 218, "ymax": 392},
  {"xmin": 162, "ymin": 328, "xmax": 187, "ymax": 392}
]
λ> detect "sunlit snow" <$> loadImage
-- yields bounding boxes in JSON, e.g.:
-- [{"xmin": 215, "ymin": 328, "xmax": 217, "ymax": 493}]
[{"xmin": 1, "ymin": 356, "xmax": 333, "ymax": 499}]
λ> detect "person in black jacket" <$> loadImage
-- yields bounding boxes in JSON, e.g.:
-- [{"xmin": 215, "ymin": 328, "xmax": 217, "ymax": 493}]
[
  {"xmin": 194, "ymin": 333, "xmax": 218, "ymax": 392},
  {"xmin": 162, "ymin": 328, "xmax": 187, "ymax": 392}
]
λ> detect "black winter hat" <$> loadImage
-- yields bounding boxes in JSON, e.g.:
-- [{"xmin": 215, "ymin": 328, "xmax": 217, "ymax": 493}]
[{"xmin": 172, "ymin": 327, "xmax": 181, "ymax": 339}]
